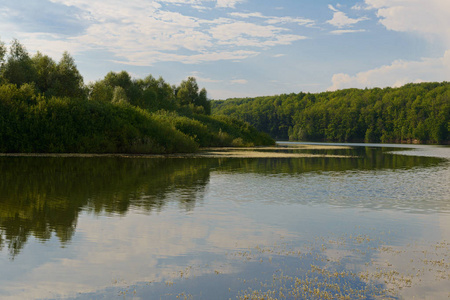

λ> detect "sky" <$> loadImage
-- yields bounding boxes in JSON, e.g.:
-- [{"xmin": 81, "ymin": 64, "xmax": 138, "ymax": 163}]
[{"xmin": 1, "ymin": 0, "xmax": 449, "ymax": 99}]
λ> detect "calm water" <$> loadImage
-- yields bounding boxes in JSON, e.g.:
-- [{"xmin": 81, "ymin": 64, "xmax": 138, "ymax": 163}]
[{"xmin": 0, "ymin": 144, "xmax": 449, "ymax": 299}]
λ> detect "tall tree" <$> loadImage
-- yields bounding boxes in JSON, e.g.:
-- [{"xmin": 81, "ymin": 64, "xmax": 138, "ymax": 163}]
[
  {"xmin": 177, "ymin": 77, "xmax": 199, "ymax": 107},
  {"xmin": 31, "ymin": 52, "xmax": 57, "ymax": 96},
  {"xmin": 112, "ymin": 86, "xmax": 129, "ymax": 104},
  {"xmin": 53, "ymin": 51, "xmax": 85, "ymax": 99},
  {"xmin": 1, "ymin": 39, "xmax": 36, "ymax": 87},
  {"xmin": 0, "ymin": 39, "xmax": 6, "ymax": 67},
  {"xmin": 196, "ymin": 88, "xmax": 211, "ymax": 115},
  {"xmin": 176, "ymin": 77, "xmax": 210, "ymax": 114},
  {"xmin": 88, "ymin": 81, "xmax": 114, "ymax": 102},
  {"xmin": 156, "ymin": 77, "xmax": 177, "ymax": 111},
  {"xmin": 103, "ymin": 71, "xmax": 132, "ymax": 91},
  {"xmin": 0, "ymin": 39, "xmax": 5, "ymax": 85}
]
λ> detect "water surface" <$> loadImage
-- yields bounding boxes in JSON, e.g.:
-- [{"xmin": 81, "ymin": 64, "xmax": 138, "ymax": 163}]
[{"xmin": 0, "ymin": 144, "xmax": 449, "ymax": 299}]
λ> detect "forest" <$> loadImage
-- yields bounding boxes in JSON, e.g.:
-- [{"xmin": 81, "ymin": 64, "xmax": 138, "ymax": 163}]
[
  {"xmin": 212, "ymin": 82, "xmax": 450, "ymax": 144},
  {"xmin": 0, "ymin": 39, "xmax": 274, "ymax": 153}
]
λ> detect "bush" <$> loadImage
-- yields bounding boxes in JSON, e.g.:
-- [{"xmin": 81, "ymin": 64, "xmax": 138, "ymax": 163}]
[
  {"xmin": 193, "ymin": 114, "xmax": 275, "ymax": 147},
  {"xmin": 0, "ymin": 97, "xmax": 198, "ymax": 154}
]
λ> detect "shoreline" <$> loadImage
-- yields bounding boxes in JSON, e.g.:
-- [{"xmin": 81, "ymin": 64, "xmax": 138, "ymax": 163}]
[
  {"xmin": 5, "ymin": 143, "xmax": 446, "ymax": 159},
  {"xmin": 0, "ymin": 144, "xmax": 354, "ymax": 159}
]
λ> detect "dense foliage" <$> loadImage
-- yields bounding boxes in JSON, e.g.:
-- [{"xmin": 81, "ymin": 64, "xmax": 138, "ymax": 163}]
[
  {"xmin": 0, "ymin": 39, "xmax": 273, "ymax": 153},
  {"xmin": 212, "ymin": 82, "xmax": 450, "ymax": 144}
]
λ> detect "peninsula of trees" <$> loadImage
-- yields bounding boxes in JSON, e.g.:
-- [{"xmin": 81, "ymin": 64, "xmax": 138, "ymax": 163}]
[
  {"xmin": 0, "ymin": 39, "xmax": 274, "ymax": 153},
  {"xmin": 212, "ymin": 83, "xmax": 450, "ymax": 144}
]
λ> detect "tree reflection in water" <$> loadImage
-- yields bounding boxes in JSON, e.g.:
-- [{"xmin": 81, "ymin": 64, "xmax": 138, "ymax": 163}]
[
  {"xmin": 0, "ymin": 146, "xmax": 445, "ymax": 258},
  {"xmin": 0, "ymin": 157, "xmax": 214, "ymax": 258}
]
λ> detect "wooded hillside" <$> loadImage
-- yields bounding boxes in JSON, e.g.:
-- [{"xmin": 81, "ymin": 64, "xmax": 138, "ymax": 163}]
[{"xmin": 212, "ymin": 82, "xmax": 450, "ymax": 144}]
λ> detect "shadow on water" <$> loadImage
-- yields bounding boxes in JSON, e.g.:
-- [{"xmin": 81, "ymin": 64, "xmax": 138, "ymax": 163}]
[
  {"xmin": 0, "ymin": 146, "xmax": 449, "ymax": 299},
  {"xmin": 216, "ymin": 146, "xmax": 446, "ymax": 174},
  {"xmin": 216, "ymin": 148, "xmax": 450, "ymax": 214},
  {"xmin": 0, "ymin": 146, "xmax": 447, "ymax": 258},
  {"xmin": 0, "ymin": 157, "xmax": 214, "ymax": 258}
]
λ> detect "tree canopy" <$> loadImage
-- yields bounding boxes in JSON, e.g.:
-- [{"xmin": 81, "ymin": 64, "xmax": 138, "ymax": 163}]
[
  {"xmin": 0, "ymin": 38, "xmax": 274, "ymax": 153},
  {"xmin": 212, "ymin": 83, "xmax": 450, "ymax": 144}
]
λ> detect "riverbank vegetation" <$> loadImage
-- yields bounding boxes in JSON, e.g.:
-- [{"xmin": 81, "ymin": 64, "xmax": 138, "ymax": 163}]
[
  {"xmin": 0, "ymin": 39, "xmax": 274, "ymax": 153},
  {"xmin": 212, "ymin": 82, "xmax": 450, "ymax": 144}
]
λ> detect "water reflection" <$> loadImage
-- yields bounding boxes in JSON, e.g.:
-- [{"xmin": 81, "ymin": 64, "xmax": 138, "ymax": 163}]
[
  {"xmin": 0, "ymin": 148, "xmax": 447, "ymax": 258},
  {"xmin": 0, "ymin": 145, "xmax": 448, "ymax": 299},
  {"xmin": 219, "ymin": 146, "xmax": 445, "ymax": 174},
  {"xmin": 0, "ymin": 157, "xmax": 213, "ymax": 258}
]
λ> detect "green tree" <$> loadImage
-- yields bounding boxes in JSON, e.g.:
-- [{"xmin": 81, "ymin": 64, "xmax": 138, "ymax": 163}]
[
  {"xmin": 112, "ymin": 86, "xmax": 128, "ymax": 104},
  {"xmin": 177, "ymin": 77, "xmax": 199, "ymax": 106},
  {"xmin": 176, "ymin": 77, "xmax": 210, "ymax": 114},
  {"xmin": 1, "ymin": 39, "xmax": 36, "ymax": 86},
  {"xmin": 53, "ymin": 51, "xmax": 85, "ymax": 98},
  {"xmin": 0, "ymin": 38, "xmax": 6, "ymax": 68},
  {"xmin": 196, "ymin": 88, "xmax": 211, "ymax": 115},
  {"xmin": 212, "ymin": 82, "xmax": 450, "ymax": 144},
  {"xmin": 89, "ymin": 71, "xmax": 140, "ymax": 105},
  {"xmin": 88, "ymin": 81, "xmax": 114, "ymax": 102},
  {"xmin": 103, "ymin": 71, "xmax": 132, "ymax": 91},
  {"xmin": 155, "ymin": 77, "xmax": 177, "ymax": 111},
  {"xmin": 31, "ymin": 52, "xmax": 57, "ymax": 96}
]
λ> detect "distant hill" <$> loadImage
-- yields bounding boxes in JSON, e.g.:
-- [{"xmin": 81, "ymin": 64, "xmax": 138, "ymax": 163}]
[{"xmin": 212, "ymin": 82, "xmax": 450, "ymax": 144}]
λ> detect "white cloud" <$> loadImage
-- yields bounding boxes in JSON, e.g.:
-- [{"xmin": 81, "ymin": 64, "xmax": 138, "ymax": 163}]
[
  {"xmin": 231, "ymin": 79, "xmax": 248, "ymax": 84},
  {"xmin": 2, "ymin": 0, "xmax": 306, "ymax": 67},
  {"xmin": 158, "ymin": 0, "xmax": 203, "ymax": 4},
  {"xmin": 351, "ymin": 3, "xmax": 372, "ymax": 10},
  {"xmin": 210, "ymin": 21, "xmax": 306, "ymax": 47},
  {"xmin": 229, "ymin": 11, "xmax": 315, "ymax": 27},
  {"xmin": 330, "ymin": 29, "xmax": 366, "ymax": 35},
  {"xmin": 112, "ymin": 49, "xmax": 259, "ymax": 66},
  {"xmin": 328, "ymin": 4, "xmax": 339, "ymax": 12},
  {"xmin": 229, "ymin": 12, "xmax": 265, "ymax": 18},
  {"xmin": 328, "ymin": 0, "xmax": 450, "ymax": 92},
  {"xmin": 216, "ymin": 0, "xmax": 245, "ymax": 8},
  {"xmin": 211, "ymin": 21, "xmax": 282, "ymax": 40},
  {"xmin": 327, "ymin": 9, "xmax": 368, "ymax": 28},
  {"xmin": 15, "ymin": 33, "xmax": 86, "ymax": 60},
  {"xmin": 329, "ymin": 51, "xmax": 450, "ymax": 91},
  {"xmin": 265, "ymin": 16, "xmax": 315, "ymax": 27},
  {"xmin": 365, "ymin": 0, "xmax": 450, "ymax": 47}
]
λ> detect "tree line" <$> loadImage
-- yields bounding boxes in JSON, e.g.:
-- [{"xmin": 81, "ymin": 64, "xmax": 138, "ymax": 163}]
[
  {"xmin": 212, "ymin": 82, "xmax": 450, "ymax": 144},
  {"xmin": 0, "ymin": 39, "xmax": 211, "ymax": 114},
  {"xmin": 0, "ymin": 39, "xmax": 273, "ymax": 153}
]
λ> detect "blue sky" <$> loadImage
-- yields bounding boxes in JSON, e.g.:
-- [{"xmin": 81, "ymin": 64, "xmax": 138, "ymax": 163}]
[{"xmin": 1, "ymin": 0, "xmax": 449, "ymax": 99}]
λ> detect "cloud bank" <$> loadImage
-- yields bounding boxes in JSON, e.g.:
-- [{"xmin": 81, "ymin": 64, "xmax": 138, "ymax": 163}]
[
  {"xmin": 330, "ymin": 0, "xmax": 450, "ymax": 90},
  {"xmin": 1, "ymin": 0, "xmax": 309, "ymax": 66},
  {"xmin": 330, "ymin": 51, "xmax": 450, "ymax": 90}
]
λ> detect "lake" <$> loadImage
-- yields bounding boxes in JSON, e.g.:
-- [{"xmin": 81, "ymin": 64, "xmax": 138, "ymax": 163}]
[{"xmin": 0, "ymin": 143, "xmax": 449, "ymax": 299}]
